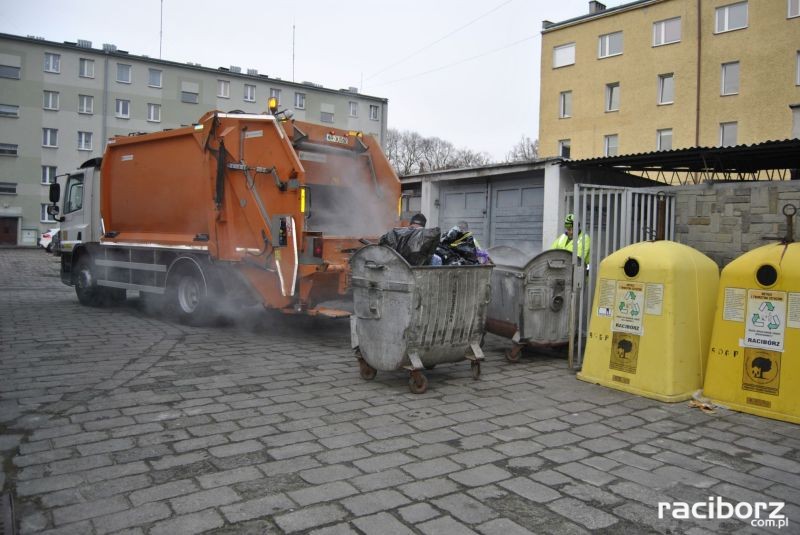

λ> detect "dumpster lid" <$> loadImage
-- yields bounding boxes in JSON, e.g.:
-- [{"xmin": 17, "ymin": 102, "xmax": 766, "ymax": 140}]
[{"xmin": 487, "ymin": 245, "xmax": 541, "ymax": 269}]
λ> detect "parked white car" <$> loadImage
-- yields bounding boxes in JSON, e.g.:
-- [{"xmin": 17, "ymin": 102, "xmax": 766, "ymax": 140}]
[{"xmin": 38, "ymin": 228, "xmax": 60, "ymax": 252}]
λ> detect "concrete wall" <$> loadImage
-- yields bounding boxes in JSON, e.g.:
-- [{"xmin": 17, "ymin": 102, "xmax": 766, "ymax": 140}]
[{"xmin": 675, "ymin": 181, "xmax": 800, "ymax": 267}]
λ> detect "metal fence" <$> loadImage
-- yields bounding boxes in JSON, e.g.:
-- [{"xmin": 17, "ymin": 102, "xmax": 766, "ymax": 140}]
[{"xmin": 566, "ymin": 185, "xmax": 676, "ymax": 369}]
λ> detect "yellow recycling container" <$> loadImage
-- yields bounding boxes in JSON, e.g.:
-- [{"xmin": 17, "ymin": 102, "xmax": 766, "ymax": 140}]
[
  {"xmin": 703, "ymin": 241, "xmax": 800, "ymax": 424},
  {"xmin": 577, "ymin": 241, "xmax": 719, "ymax": 402}
]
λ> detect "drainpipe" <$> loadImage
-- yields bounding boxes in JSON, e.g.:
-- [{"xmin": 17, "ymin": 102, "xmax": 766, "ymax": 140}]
[
  {"xmin": 102, "ymin": 55, "xmax": 109, "ymax": 153},
  {"xmin": 694, "ymin": 0, "xmax": 702, "ymax": 147}
]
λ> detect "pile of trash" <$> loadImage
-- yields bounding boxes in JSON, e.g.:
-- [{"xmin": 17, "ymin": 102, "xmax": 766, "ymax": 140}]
[{"xmin": 379, "ymin": 225, "xmax": 490, "ymax": 266}]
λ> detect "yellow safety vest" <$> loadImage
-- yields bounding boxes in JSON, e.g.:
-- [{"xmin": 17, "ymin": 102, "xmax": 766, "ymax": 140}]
[{"xmin": 551, "ymin": 232, "xmax": 591, "ymax": 264}]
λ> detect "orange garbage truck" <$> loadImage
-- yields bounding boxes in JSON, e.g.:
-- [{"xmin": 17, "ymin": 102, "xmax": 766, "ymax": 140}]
[{"xmin": 47, "ymin": 109, "xmax": 401, "ymax": 322}]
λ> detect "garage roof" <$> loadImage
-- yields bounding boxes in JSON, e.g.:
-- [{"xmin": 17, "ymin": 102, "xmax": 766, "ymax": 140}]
[{"xmin": 563, "ymin": 139, "xmax": 800, "ymax": 174}]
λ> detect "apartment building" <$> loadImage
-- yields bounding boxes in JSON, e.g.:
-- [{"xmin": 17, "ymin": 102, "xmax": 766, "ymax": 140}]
[
  {"xmin": 539, "ymin": 0, "xmax": 800, "ymax": 159},
  {"xmin": 0, "ymin": 32, "xmax": 389, "ymax": 245}
]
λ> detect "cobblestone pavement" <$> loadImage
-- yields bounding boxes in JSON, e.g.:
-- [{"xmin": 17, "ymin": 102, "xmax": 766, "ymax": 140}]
[{"xmin": 1, "ymin": 248, "xmax": 799, "ymax": 535}]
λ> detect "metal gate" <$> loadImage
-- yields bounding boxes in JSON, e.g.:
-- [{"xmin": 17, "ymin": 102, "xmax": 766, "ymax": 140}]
[{"xmin": 566, "ymin": 184, "xmax": 676, "ymax": 369}]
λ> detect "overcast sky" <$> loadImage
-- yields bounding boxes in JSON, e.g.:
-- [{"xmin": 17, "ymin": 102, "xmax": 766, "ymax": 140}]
[{"xmin": 1, "ymin": 0, "xmax": 620, "ymax": 160}]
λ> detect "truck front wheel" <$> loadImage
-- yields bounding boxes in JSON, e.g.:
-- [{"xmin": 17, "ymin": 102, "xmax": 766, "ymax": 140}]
[
  {"xmin": 75, "ymin": 256, "xmax": 103, "ymax": 307},
  {"xmin": 75, "ymin": 256, "xmax": 126, "ymax": 307}
]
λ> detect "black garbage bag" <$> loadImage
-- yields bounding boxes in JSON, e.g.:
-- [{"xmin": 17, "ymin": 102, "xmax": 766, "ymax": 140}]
[
  {"xmin": 379, "ymin": 227, "xmax": 441, "ymax": 266},
  {"xmin": 438, "ymin": 226, "xmax": 480, "ymax": 265}
]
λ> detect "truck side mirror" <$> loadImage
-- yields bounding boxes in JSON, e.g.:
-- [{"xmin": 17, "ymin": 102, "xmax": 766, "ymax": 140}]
[
  {"xmin": 47, "ymin": 204, "xmax": 60, "ymax": 216},
  {"xmin": 49, "ymin": 182, "xmax": 61, "ymax": 203}
]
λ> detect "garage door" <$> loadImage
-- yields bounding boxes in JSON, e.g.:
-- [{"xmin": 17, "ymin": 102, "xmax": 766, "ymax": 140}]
[
  {"xmin": 439, "ymin": 182, "xmax": 488, "ymax": 245},
  {"xmin": 489, "ymin": 179, "xmax": 543, "ymax": 254}
]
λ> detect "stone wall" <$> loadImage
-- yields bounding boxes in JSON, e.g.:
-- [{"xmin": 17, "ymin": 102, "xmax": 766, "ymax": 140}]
[{"xmin": 674, "ymin": 181, "xmax": 800, "ymax": 267}]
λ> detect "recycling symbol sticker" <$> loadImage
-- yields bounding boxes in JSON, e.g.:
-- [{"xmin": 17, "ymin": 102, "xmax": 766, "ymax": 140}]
[
  {"xmin": 744, "ymin": 290, "xmax": 786, "ymax": 352},
  {"xmin": 612, "ymin": 281, "xmax": 645, "ymax": 335}
]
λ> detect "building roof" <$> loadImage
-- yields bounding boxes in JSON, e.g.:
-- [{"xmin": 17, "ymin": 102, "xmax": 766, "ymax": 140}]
[
  {"xmin": 400, "ymin": 158, "xmax": 562, "ymax": 184},
  {"xmin": 0, "ymin": 32, "xmax": 387, "ymax": 103},
  {"xmin": 542, "ymin": 0, "xmax": 659, "ymax": 33},
  {"xmin": 563, "ymin": 139, "xmax": 800, "ymax": 173}
]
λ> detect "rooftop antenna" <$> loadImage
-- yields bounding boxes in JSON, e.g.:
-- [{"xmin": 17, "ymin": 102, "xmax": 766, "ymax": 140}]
[
  {"xmin": 159, "ymin": 0, "xmax": 163, "ymax": 59},
  {"xmin": 292, "ymin": 20, "xmax": 295, "ymax": 82}
]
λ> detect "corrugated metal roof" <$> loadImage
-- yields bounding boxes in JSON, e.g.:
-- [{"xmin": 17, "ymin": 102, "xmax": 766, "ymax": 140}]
[{"xmin": 563, "ymin": 139, "xmax": 800, "ymax": 173}]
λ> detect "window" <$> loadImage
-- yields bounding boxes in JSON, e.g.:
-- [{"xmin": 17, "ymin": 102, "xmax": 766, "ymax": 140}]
[
  {"xmin": 41, "ymin": 203, "xmax": 56, "ymax": 223},
  {"xmin": 41, "ymin": 166, "xmax": 57, "ymax": 185},
  {"xmin": 79, "ymin": 94, "xmax": 94, "ymax": 114},
  {"xmin": 64, "ymin": 174, "xmax": 84, "ymax": 214},
  {"xmin": 147, "ymin": 103, "xmax": 161, "ymax": 122},
  {"xmin": 43, "ymin": 90, "xmax": 60, "ymax": 110},
  {"xmin": 559, "ymin": 91, "xmax": 572, "ymax": 118},
  {"xmin": 598, "ymin": 31, "xmax": 623, "ymax": 58},
  {"xmin": 0, "ymin": 143, "xmax": 18, "ymax": 156},
  {"xmin": 116, "ymin": 63, "xmax": 132, "ymax": 83},
  {"xmin": 0, "ymin": 104, "xmax": 19, "ymax": 117},
  {"xmin": 657, "ymin": 129, "xmax": 673, "ymax": 150},
  {"xmin": 0, "ymin": 65, "xmax": 21, "ymax": 79},
  {"xmin": 78, "ymin": 131, "xmax": 93, "ymax": 151},
  {"xmin": 369, "ymin": 104, "xmax": 379, "ymax": 120},
  {"xmin": 321, "ymin": 111, "xmax": 334, "ymax": 124},
  {"xmin": 181, "ymin": 91, "xmax": 199, "ymax": 104},
  {"xmin": 244, "ymin": 84, "xmax": 256, "ymax": 102},
  {"xmin": 796, "ymin": 51, "xmax": 800, "ymax": 85},
  {"xmin": 44, "ymin": 53, "xmax": 60, "ymax": 73},
  {"xmin": 716, "ymin": 2, "xmax": 748, "ymax": 33},
  {"xmin": 79, "ymin": 58, "xmax": 94, "ymax": 78},
  {"xmin": 721, "ymin": 61, "xmax": 740, "ymax": 95},
  {"xmin": 295, "ymin": 92, "xmax": 306, "ymax": 109},
  {"xmin": 792, "ymin": 105, "xmax": 800, "ymax": 139},
  {"xmin": 270, "ymin": 88, "xmax": 281, "ymax": 104},
  {"xmin": 42, "ymin": 128, "xmax": 58, "ymax": 148},
  {"xmin": 658, "ymin": 74, "xmax": 675, "ymax": 104},
  {"xmin": 115, "ymin": 99, "xmax": 130, "ymax": 119},
  {"xmin": 0, "ymin": 182, "xmax": 17, "ymax": 194},
  {"xmin": 605, "ymin": 83, "xmax": 620, "ymax": 112},
  {"xmin": 558, "ymin": 139, "xmax": 571, "ymax": 158},
  {"xmin": 604, "ymin": 134, "xmax": 619, "ymax": 156},
  {"xmin": 553, "ymin": 43, "xmax": 576, "ymax": 68},
  {"xmin": 148, "ymin": 68, "xmax": 162, "ymax": 88},
  {"xmin": 720, "ymin": 122, "xmax": 738, "ymax": 146},
  {"xmin": 653, "ymin": 17, "xmax": 681, "ymax": 46},
  {"xmin": 349, "ymin": 101, "xmax": 358, "ymax": 117},
  {"xmin": 217, "ymin": 80, "xmax": 230, "ymax": 98},
  {"xmin": 791, "ymin": 0, "xmax": 800, "ymax": 18}
]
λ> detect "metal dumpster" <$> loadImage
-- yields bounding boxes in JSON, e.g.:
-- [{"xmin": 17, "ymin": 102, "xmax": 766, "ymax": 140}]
[
  {"xmin": 485, "ymin": 246, "xmax": 573, "ymax": 362},
  {"xmin": 350, "ymin": 244, "xmax": 493, "ymax": 394}
]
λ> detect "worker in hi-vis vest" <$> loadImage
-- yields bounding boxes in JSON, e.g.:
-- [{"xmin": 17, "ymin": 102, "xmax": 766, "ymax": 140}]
[{"xmin": 551, "ymin": 213, "xmax": 591, "ymax": 265}]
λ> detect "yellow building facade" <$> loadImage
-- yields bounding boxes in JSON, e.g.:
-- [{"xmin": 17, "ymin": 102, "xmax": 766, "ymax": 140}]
[{"xmin": 539, "ymin": 0, "xmax": 800, "ymax": 159}]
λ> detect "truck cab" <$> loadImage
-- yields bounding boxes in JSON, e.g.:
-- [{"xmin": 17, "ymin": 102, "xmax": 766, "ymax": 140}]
[{"xmin": 49, "ymin": 158, "xmax": 102, "ymax": 285}]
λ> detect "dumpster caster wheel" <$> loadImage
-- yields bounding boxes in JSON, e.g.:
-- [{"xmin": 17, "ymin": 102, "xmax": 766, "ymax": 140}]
[
  {"xmin": 358, "ymin": 358, "xmax": 377, "ymax": 380},
  {"xmin": 423, "ymin": 363, "xmax": 436, "ymax": 370},
  {"xmin": 505, "ymin": 346, "xmax": 521, "ymax": 363},
  {"xmin": 471, "ymin": 360, "xmax": 481, "ymax": 380},
  {"xmin": 409, "ymin": 371, "xmax": 428, "ymax": 394}
]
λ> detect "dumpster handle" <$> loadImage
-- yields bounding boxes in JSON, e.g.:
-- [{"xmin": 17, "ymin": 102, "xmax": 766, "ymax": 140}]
[
  {"xmin": 364, "ymin": 261, "xmax": 385, "ymax": 270},
  {"xmin": 484, "ymin": 283, "xmax": 492, "ymax": 305}
]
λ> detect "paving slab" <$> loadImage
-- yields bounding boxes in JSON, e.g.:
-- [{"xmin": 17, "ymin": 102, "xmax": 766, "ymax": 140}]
[{"xmin": 1, "ymin": 249, "xmax": 798, "ymax": 534}]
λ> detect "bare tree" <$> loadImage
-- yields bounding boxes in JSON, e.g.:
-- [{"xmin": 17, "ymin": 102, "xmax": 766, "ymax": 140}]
[
  {"xmin": 505, "ymin": 135, "xmax": 539, "ymax": 162},
  {"xmin": 386, "ymin": 128, "xmax": 493, "ymax": 175}
]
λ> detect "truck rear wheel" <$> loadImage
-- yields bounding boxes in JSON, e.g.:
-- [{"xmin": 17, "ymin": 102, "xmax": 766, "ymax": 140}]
[{"xmin": 168, "ymin": 263, "xmax": 214, "ymax": 325}]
